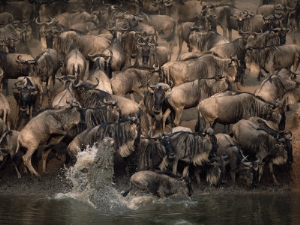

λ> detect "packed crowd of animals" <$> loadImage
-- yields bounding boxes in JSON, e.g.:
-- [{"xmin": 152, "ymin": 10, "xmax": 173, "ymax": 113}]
[{"xmin": 0, "ymin": 0, "xmax": 299, "ymax": 198}]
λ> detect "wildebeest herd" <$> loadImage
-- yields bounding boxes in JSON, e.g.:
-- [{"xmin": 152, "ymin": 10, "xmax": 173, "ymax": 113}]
[{"xmin": 0, "ymin": 0, "xmax": 299, "ymax": 198}]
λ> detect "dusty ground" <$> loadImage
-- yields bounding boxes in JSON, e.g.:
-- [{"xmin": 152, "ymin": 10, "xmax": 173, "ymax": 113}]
[{"xmin": 1, "ymin": 0, "xmax": 300, "ymax": 196}]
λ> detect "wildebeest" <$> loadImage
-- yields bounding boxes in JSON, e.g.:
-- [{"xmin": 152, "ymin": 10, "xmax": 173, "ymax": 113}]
[
  {"xmin": 0, "ymin": 130, "xmax": 20, "ymax": 178},
  {"xmin": 136, "ymin": 40, "xmax": 169, "ymax": 68},
  {"xmin": 196, "ymin": 92, "xmax": 286, "ymax": 133},
  {"xmin": 0, "ymin": 12, "xmax": 14, "ymax": 26},
  {"xmin": 67, "ymin": 116, "xmax": 141, "ymax": 163},
  {"xmin": 161, "ymin": 52, "xmax": 239, "ymax": 86},
  {"xmin": 245, "ymin": 44, "xmax": 300, "ymax": 80},
  {"xmin": 232, "ymin": 118, "xmax": 293, "ymax": 185},
  {"xmin": 215, "ymin": 133, "xmax": 248, "ymax": 184},
  {"xmin": 256, "ymin": 3, "xmax": 297, "ymax": 43},
  {"xmin": 87, "ymin": 59, "xmax": 113, "ymax": 94},
  {"xmin": 121, "ymin": 170, "xmax": 193, "ymax": 198},
  {"xmin": 187, "ymin": 29, "xmax": 229, "ymax": 53},
  {"xmin": 61, "ymin": 44, "xmax": 87, "ymax": 81},
  {"xmin": 135, "ymin": 136, "xmax": 168, "ymax": 172},
  {"xmin": 0, "ymin": 118, "xmax": 7, "ymax": 138},
  {"xmin": 72, "ymin": 78, "xmax": 142, "ymax": 118},
  {"xmin": 14, "ymin": 101, "xmax": 84, "ymax": 177},
  {"xmin": 53, "ymin": 30, "xmax": 111, "ymax": 60},
  {"xmin": 12, "ymin": 76, "xmax": 39, "ymax": 130},
  {"xmin": 88, "ymin": 32, "xmax": 126, "ymax": 79},
  {"xmin": 0, "ymin": 52, "xmax": 34, "ymax": 95},
  {"xmin": 161, "ymin": 76, "xmax": 232, "ymax": 132},
  {"xmin": 0, "ymin": 92, "xmax": 11, "ymax": 130},
  {"xmin": 18, "ymin": 48, "xmax": 60, "ymax": 104},
  {"xmin": 52, "ymin": 75, "xmax": 77, "ymax": 109},
  {"xmin": 254, "ymin": 70, "xmax": 300, "ymax": 110},
  {"xmin": 111, "ymin": 66, "xmax": 160, "ymax": 105},
  {"xmin": 201, "ymin": 3, "xmax": 246, "ymax": 40},
  {"xmin": 138, "ymin": 12, "xmax": 177, "ymax": 58},
  {"xmin": 0, "ymin": 24, "xmax": 19, "ymax": 53},
  {"xmin": 244, "ymin": 30, "xmax": 280, "ymax": 49},
  {"xmin": 163, "ymin": 0, "xmax": 203, "ymax": 24},
  {"xmin": 144, "ymin": 82, "xmax": 171, "ymax": 135},
  {"xmin": 166, "ymin": 129, "xmax": 217, "ymax": 179}
]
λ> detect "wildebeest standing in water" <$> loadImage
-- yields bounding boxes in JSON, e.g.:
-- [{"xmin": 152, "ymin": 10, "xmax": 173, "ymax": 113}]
[
  {"xmin": 231, "ymin": 118, "xmax": 293, "ymax": 185},
  {"xmin": 121, "ymin": 170, "xmax": 193, "ymax": 198}
]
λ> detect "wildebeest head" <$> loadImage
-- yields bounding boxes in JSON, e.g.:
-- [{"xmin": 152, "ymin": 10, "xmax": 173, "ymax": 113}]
[
  {"xmin": 12, "ymin": 77, "xmax": 39, "ymax": 112},
  {"xmin": 277, "ymin": 131, "xmax": 293, "ymax": 165},
  {"xmin": 149, "ymin": 83, "xmax": 171, "ymax": 115},
  {"xmin": 272, "ymin": 27, "xmax": 291, "ymax": 45},
  {"xmin": 206, "ymin": 155, "xmax": 229, "ymax": 186},
  {"xmin": 15, "ymin": 54, "xmax": 36, "ymax": 76},
  {"xmin": 137, "ymin": 39, "xmax": 155, "ymax": 65}
]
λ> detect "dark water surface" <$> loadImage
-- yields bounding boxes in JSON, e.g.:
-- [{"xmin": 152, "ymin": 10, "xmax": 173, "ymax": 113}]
[{"xmin": 0, "ymin": 192, "xmax": 299, "ymax": 225}]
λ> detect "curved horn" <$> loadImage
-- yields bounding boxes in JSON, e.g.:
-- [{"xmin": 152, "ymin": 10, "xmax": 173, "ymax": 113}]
[
  {"xmin": 87, "ymin": 50, "xmax": 100, "ymax": 58},
  {"xmin": 0, "ymin": 68, "xmax": 3, "ymax": 77},
  {"xmin": 46, "ymin": 17, "xmax": 56, "ymax": 26},
  {"xmin": 16, "ymin": 55, "xmax": 26, "ymax": 64},
  {"xmin": 35, "ymin": 16, "xmax": 45, "ymax": 25},
  {"xmin": 86, "ymin": 77, "xmax": 99, "ymax": 88}
]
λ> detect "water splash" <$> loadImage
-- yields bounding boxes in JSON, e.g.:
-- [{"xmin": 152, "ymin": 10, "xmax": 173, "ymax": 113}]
[
  {"xmin": 56, "ymin": 137, "xmax": 154, "ymax": 211},
  {"xmin": 55, "ymin": 137, "xmax": 121, "ymax": 209}
]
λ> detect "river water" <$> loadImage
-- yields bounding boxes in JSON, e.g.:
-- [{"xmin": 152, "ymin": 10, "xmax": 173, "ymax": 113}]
[
  {"xmin": 1, "ymin": 140, "xmax": 300, "ymax": 225},
  {"xmin": 0, "ymin": 192, "xmax": 300, "ymax": 225}
]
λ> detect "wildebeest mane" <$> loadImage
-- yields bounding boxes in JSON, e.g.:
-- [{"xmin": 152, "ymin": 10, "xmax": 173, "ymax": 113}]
[
  {"xmin": 80, "ymin": 118, "xmax": 139, "ymax": 156},
  {"xmin": 137, "ymin": 137, "xmax": 166, "ymax": 171},
  {"xmin": 169, "ymin": 132, "xmax": 212, "ymax": 163},
  {"xmin": 83, "ymin": 106, "xmax": 120, "ymax": 128}
]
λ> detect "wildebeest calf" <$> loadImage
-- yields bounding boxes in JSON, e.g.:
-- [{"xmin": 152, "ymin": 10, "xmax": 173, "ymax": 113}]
[{"xmin": 122, "ymin": 170, "xmax": 193, "ymax": 198}]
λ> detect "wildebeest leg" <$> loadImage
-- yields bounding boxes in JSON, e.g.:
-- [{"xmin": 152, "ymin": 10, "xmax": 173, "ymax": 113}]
[
  {"xmin": 13, "ymin": 161, "xmax": 22, "ymax": 179},
  {"xmin": 162, "ymin": 108, "xmax": 172, "ymax": 132},
  {"xmin": 194, "ymin": 166, "xmax": 201, "ymax": 185},
  {"xmin": 132, "ymin": 88, "xmax": 145, "ymax": 105},
  {"xmin": 22, "ymin": 146, "xmax": 40, "ymax": 177},
  {"xmin": 258, "ymin": 162, "xmax": 264, "ymax": 182},
  {"xmin": 228, "ymin": 29, "xmax": 233, "ymax": 41},
  {"xmin": 47, "ymin": 76, "xmax": 52, "ymax": 104},
  {"xmin": 29, "ymin": 105, "xmax": 33, "ymax": 120},
  {"xmin": 173, "ymin": 107, "xmax": 184, "ymax": 127},
  {"xmin": 3, "ymin": 79, "xmax": 8, "ymax": 96},
  {"xmin": 176, "ymin": 24, "xmax": 183, "ymax": 61},
  {"xmin": 172, "ymin": 158, "xmax": 179, "ymax": 175},
  {"xmin": 129, "ymin": 93, "xmax": 136, "ymax": 103},
  {"xmin": 268, "ymin": 161, "xmax": 279, "ymax": 185},
  {"xmin": 42, "ymin": 135, "xmax": 66, "ymax": 173},
  {"xmin": 182, "ymin": 165, "xmax": 190, "ymax": 178},
  {"xmin": 42, "ymin": 149, "xmax": 52, "ymax": 174},
  {"xmin": 230, "ymin": 171, "xmax": 236, "ymax": 183}
]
